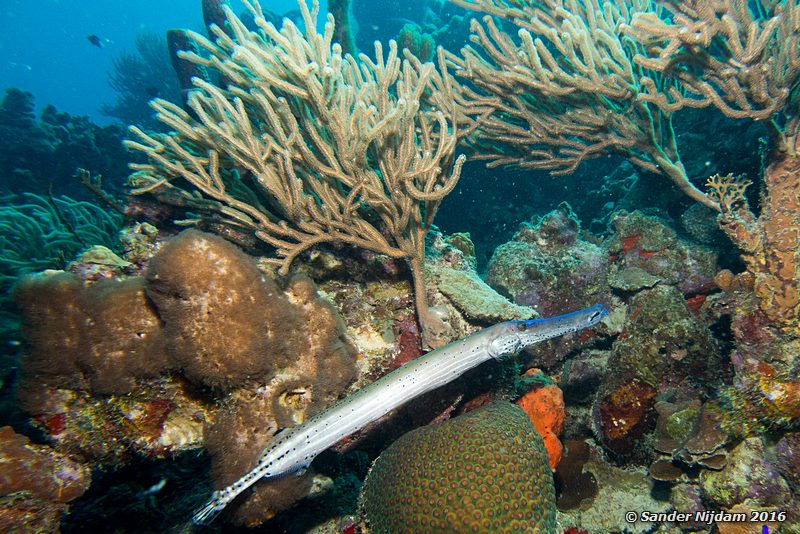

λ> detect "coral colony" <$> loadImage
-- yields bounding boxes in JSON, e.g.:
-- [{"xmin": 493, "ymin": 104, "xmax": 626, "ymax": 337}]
[{"xmin": 2, "ymin": 0, "xmax": 799, "ymax": 532}]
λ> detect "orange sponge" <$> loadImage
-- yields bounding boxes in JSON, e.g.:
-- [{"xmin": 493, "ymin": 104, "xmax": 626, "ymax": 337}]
[{"xmin": 516, "ymin": 376, "xmax": 565, "ymax": 470}]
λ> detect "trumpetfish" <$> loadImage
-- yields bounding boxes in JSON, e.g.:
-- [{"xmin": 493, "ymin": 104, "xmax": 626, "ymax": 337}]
[{"xmin": 192, "ymin": 304, "xmax": 608, "ymax": 524}]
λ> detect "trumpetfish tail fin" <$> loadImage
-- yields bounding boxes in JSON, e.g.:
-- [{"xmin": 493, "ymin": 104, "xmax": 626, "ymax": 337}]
[{"xmin": 192, "ymin": 489, "xmax": 229, "ymax": 525}]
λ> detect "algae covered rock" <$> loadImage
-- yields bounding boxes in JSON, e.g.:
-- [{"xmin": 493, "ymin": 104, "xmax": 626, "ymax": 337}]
[
  {"xmin": 485, "ymin": 204, "xmax": 610, "ymax": 315},
  {"xmin": 701, "ymin": 437, "xmax": 791, "ymax": 509},
  {"xmin": 360, "ymin": 401, "xmax": 556, "ymax": 533},
  {"xmin": 427, "ymin": 264, "xmax": 536, "ymax": 322},
  {"xmin": 0, "ymin": 426, "xmax": 91, "ymax": 532}
]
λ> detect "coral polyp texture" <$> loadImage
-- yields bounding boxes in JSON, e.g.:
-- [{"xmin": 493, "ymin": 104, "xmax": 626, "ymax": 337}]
[{"xmin": 359, "ymin": 401, "xmax": 556, "ymax": 533}]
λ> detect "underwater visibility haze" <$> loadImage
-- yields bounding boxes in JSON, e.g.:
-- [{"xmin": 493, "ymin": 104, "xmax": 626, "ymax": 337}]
[{"xmin": 0, "ymin": 0, "xmax": 799, "ymax": 532}]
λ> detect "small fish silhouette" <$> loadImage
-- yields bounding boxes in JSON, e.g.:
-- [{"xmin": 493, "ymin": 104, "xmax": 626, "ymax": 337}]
[{"xmin": 87, "ymin": 34, "xmax": 113, "ymax": 48}]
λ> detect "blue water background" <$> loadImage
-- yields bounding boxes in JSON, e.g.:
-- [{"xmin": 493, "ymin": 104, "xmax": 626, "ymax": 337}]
[{"xmin": 0, "ymin": 0, "xmax": 324, "ymax": 123}]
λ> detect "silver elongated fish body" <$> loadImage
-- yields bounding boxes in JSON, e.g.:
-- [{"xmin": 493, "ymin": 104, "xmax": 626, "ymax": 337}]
[{"xmin": 192, "ymin": 304, "xmax": 607, "ymax": 524}]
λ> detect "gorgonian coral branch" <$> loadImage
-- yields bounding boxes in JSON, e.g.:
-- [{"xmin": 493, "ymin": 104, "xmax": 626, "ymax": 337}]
[
  {"xmin": 125, "ymin": 0, "xmax": 464, "ymax": 343},
  {"xmin": 629, "ymin": 0, "xmax": 800, "ymax": 153},
  {"xmin": 448, "ymin": 0, "xmax": 719, "ymax": 209}
]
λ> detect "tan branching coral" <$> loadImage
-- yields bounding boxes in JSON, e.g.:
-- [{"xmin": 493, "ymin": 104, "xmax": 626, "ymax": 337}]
[
  {"xmin": 125, "ymin": 0, "xmax": 464, "ymax": 342},
  {"xmin": 447, "ymin": 0, "xmax": 718, "ymax": 209},
  {"xmin": 706, "ymin": 173, "xmax": 752, "ymax": 214},
  {"xmin": 624, "ymin": 1, "xmax": 800, "ymax": 328},
  {"xmin": 447, "ymin": 0, "xmax": 800, "ymax": 208},
  {"xmin": 629, "ymin": 0, "xmax": 800, "ymax": 154}
]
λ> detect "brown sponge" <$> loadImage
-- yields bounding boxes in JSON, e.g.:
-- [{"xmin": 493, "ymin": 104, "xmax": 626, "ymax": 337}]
[
  {"xmin": 200, "ymin": 274, "xmax": 358, "ymax": 526},
  {"xmin": 14, "ymin": 272, "xmax": 88, "ymax": 393},
  {"xmin": 204, "ymin": 392, "xmax": 315, "ymax": 527},
  {"xmin": 14, "ymin": 230, "xmax": 358, "ymax": 521},
  {"xmin": 16, "ymin": 230, "xmax": 357, "ymax": 401},
  {"xmin": 14, "ymin": 272, "xmax": 168, "ymax": 403},
  {"xmin": 146, "ymin": 229, "xmax": 300, "ymax": 390},
  {"xmin": 80, "ymin": 277, "xmax": 169, "ymax": 394}
]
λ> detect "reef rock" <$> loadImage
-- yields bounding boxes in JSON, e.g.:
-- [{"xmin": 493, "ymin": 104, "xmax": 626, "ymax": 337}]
[
  {"xmin": 0, "ymin": 426, "xmax": 90, "ymax": 532},
  {"xmin": 486, "ymin": 203, "xmax": 610, "ymax": 316},
  {"xmin": 606, "ymin": 210, "xmax": 717, "ymax": 296},
  {"xmin": 609, "ymin": 284, "xmax": 720, "ymax": 393},
  {"xmin": 701, "ymin": 437, "xmax": 791, "ymax": 509}
]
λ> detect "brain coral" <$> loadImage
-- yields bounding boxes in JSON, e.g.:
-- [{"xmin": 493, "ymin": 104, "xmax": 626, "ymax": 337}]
[{"xmin": 360, "ymin": 401, "xmax": 556, "ymax": 533}]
